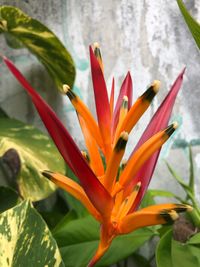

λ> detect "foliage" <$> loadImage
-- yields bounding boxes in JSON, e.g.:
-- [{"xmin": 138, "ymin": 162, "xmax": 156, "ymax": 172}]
[
  {"xmin": 53, "ymin": 214, "xmax": 155, "ymax": 267},
  {"xmin": 155, "ymin": 146, "xmax": 200, "ymax": 267},
  {"xmin": 177, "ymin": 0, "xmax": 200, "ymax": 50},
  {"xmin": 0, "ymin": 117, "xmax": 65, "ymax": 201},
  {"xmin": 0, "ymin": 201, "xmax": 64, "ymax": 267},
  {"xmin": 156, "ymin": 229, "xmax": 200, "ymax": 267},
  {"xmin": 0, "ymin": 3, "xmax": 197, "ymax": 266},
  {"xmin": 0, "ymin": 6, "xmax": 75, "ymax": 91}
]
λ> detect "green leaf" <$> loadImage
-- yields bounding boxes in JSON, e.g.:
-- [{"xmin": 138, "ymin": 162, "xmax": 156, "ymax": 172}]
[
  {"xmin": 140, "ymin": 190, "xmax": 155, "ymax": 208},
  {"xmin": 171, "ymin": 239, "xmax": 200, "ymax": 267},
  {"xmin": 0, "ymin": 186, "xmax": 19, "ymax": 213},
  {"xmin": 165, "ymin": 161, "xmax": 191, "ymax": 192},
  {"xmin": 0, "ymin": 118, "xmax": 65, "ymax": 201},
  {"xmin": 148, "ymin": 189, "xmax": 177, "ymax": 198},
  {"xmin": 187, "ymin": 232, "xmax": 200, "ymax": 245},
  {"xmin": 157, "ymin": 229, "xmax": 200, "ymax": 267},
  {"xmin": 177, "ymin": 0, "xmax": 200, "ymax": 50},
  {"xmin": 0, "ymin": 201, "xmax": 64, "ymax": 267},
  {"xmin": 188, "ymin": 146, "xmax": 195, "ymax": 194},
  {"xmin": 147, "ymin": 189, "xmax": 185, "ymax": 204},
  {"xmin": 156, "ymin": 229, "xmax": 173, "ymax": 267},
  {"xmin": 53, "ymin": 215, "xmax": 155, "ymax": 267},
  {"xmin": 0, "ymin": 5, "xmax": 75, "ymax": 90}
]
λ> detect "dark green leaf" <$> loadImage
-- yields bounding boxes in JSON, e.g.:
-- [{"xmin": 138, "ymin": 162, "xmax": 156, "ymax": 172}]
[
  {"xmin": 53, "ymin": 215, "xmax": 154, "ymax": 267},
  {"xmin": 156, "ymin": 229, "xmax": 173, "ymax": 267},
  {"xmin": 0, "ymin": 6, "xmax": 75, "ymax": 90},
  {"xmin": 35, "ymin": 192, "xmax": 70, "ymax": 229},
  {"xmin": 0, "ymin": 201, "xmax": 64, "ymax": 266},
  {"xmin": 177, "ymin": 0, "xmax": 200, "ymax": 50},
  {"xmin": 0, "ymin": 148, "xmax": 21, "ymax": 190},
  {"xmin": 4, "ymin": 32, "xmax": 24, "ymax": 49},
  {"xmin": 0, "ymin": 186, "xmax": 19, "ymax": 213},
  {"xmin": 0, "ymin": 107, "xmax": 8, "ymax": 118},
  {"xmin": 52, "ymin": 210, "xmax": 78, "ymax": 234},
  {"xmin": 0, "ymin": 118, "xmax": 65, "ymax": 201},
  {"xmin": 131, "ymin": 253, "xmax": 153, "ymax": 267}
]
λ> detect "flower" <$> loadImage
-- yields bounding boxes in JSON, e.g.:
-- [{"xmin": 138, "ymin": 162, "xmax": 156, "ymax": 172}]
[{"xmin": 3, "ymin": 44, "xmax": 192, "ymax": 267}]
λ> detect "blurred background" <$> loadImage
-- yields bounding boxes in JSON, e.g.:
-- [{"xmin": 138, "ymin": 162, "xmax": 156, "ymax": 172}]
[{"xmin": 0, "ymin": 0, "xmax": 200, "ymax": 200}]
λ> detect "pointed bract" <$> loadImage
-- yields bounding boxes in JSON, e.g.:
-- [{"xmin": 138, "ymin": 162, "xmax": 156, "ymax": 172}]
[
  {"xmin": 3, "ymin": 56, "xmax": 114, "ymax": 217},
  {"xmin": 128, "ymin": 69, "xmax": 185, "ymax": 211},
  {"xmin": 89, "ymin": 46, "xmax": 111, "ymax": 158},
  {"xmin": 112, "ymin": 71, "xmax": 133, "ymax": 134}
]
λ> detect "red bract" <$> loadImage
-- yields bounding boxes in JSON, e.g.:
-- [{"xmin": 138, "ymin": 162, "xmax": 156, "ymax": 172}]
[{"xmin": 3, "ymin": 45, "xmax": 192, "ymax": 267}]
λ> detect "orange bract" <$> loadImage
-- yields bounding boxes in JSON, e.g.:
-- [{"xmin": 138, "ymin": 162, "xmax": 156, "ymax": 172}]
[{"xmin": 3, "ymin": 44, "xmax": 191, "ymax": 267}]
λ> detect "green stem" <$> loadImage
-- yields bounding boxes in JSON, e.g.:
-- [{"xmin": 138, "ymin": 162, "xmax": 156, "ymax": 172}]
[{"xmin": 189, "ymin": 209, "xmax": 200, "ymax": 228}]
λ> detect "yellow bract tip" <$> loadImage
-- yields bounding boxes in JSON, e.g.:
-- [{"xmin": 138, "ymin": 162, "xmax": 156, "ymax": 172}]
[
  {"xmin": 120, "ymin": 131, "xmax": 129, "ymax": 141},
  {"xmin": 93, "ymin": 42, "xmax": 100, "ymax": 49},
  {"xmin": 63, "ymin": 84, "xmax": 70, "ymax": 94},
  {"xmin": 121, "ymin": 159, "xmax": 127, "ymax": 165},
  {"xmin": 123, "ymin": 95, "xmax": 128, "ymax": 102},
  {"xmin": 169, "ymin": 210, "xmax": 179, "ymax": 221},
  {"xmin": 186, "ymin": 205, "xmax": 193, "ymax": 212},
  {"xmin": 173, "ymin": 121, "xmax": 179, "ymax": 130},
  {"xmin": 152, "ymin": 80, "xmax": 161, "ymax": 93}
]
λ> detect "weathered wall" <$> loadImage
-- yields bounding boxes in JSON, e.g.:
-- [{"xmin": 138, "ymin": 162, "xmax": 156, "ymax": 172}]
[{"xmin": 0, "ymin": 0, "xmax": 200, "ymax": 201}]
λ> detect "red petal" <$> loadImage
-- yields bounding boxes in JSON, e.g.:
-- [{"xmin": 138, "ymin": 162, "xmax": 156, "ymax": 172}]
[
  {"xmin": 89, "ymin": 46, "xmax": 111, "ymax": 157},
  {"xmin": 112, "ymin": 71, "xmax": 133, "ymax": 134},
  {"xmin": 3, "ymin": 56, "xmax": 114, "ymax": 216},
  {"xmin": 129, "ymin": 68, "xmax": 185, "ymax": 211}
]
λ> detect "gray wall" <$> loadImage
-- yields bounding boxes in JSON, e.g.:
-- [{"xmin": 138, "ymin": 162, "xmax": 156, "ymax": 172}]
[{"xmin": 0, "ymin": 0, "xmax": 200, "ymax": 201}]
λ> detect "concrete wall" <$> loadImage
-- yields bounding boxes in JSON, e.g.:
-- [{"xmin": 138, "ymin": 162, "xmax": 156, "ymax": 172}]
[{"xmin": 0, "ymin": 0, "xmax": 200, "ymax": 201}]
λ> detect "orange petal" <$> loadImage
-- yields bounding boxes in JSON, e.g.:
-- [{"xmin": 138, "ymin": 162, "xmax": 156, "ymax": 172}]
[
  {"xmin": 87, "ymin": 223, "xmax": 115, "ymax": 267},
  {"xmin": 119, "ymin": 203, "xmax": 192, "ymax": 234},
  {"xmin": 79, "ymin": 115, "xmax": 105, "ymax": 177},
  {"xmin": 42, "ymin": 171, "xmax": 102, "ymax": 221},
  {"xmin": 63, "ymin": 85, "xmax": 104, "ymax": 152},
  {"xmin": 114, "ymin": 80, "xmax": 160, "ymax": 142},
  {"xmin": 116, "ymin": 123, "xmax": 178, "ymax": 193},
  {"xmin": 104, "ymin": 131, "xmax": 128, "ymax": 192},
  {"xmin": 116, "ymin": 182, "xmax": 141, "ymax": 220},
  {"xmin": 114, "ymin": 96, "xmax": 128, "ymax": 145}
]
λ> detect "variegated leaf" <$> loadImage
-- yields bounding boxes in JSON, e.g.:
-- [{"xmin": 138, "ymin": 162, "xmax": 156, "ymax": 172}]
[
  {"xmin": 0, "ymin": 201, "xmax": 64, "ymax": 267},
  {"xmin": 0, "ymin": 118, "xmax": 65, "ymax": 201},
  {"xmin": 0, "ymin": 5, "xmax": 75, "ymax": 91}
]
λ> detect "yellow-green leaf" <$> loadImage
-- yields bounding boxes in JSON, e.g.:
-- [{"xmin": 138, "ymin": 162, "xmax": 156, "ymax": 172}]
[
  {"xmin": 0, "ymin": 5, "xmax": 75, "ymax": 91},
  {"xmin": 177, "ymin": 0, "xmax": 200, "ymax": 50},
  {"xmin": 0, "ymin": 118, "xmax": 65, "ymax": 201},
  {"xmin": 0, "ymin": 201, "xmax": 64, "ymax": 267}
]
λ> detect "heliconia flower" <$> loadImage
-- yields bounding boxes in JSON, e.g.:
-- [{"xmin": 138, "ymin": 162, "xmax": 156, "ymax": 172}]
[{"xmin": 2, "ymin": 44, "xmax": 192, "ymax": 267}]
